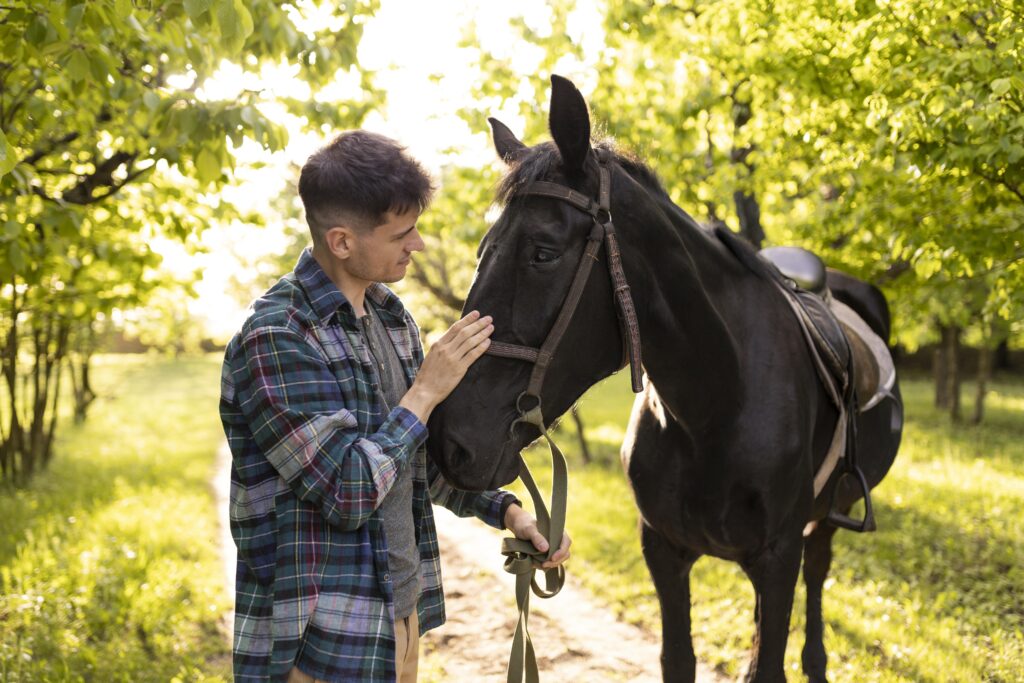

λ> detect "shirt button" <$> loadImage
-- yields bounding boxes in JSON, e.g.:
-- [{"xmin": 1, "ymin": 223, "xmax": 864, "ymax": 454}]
[{"xmin": 383, "ymin": 573, "xmax": 391, "ymax": 582}]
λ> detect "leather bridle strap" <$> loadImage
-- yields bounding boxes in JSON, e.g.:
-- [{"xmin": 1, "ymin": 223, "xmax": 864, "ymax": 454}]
[
  {"xmin": 485, "ymin": 152, "xmax": 644, "ymax": 683},
  {"xmin": 501, "ymin": 404, "xmax": 567, "ymax": 683}
]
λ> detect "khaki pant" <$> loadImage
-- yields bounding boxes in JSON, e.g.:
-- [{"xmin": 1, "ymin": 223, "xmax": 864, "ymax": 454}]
[{"xmin": 287, "ymin": 611, "xmax": 419, "ymax": 683}]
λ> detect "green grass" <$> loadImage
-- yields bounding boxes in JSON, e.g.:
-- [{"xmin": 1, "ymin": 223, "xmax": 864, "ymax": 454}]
[
  {"xmin": 3, "ymin": 354, "xmax": 1021, "ymax": 682},
  {"xmin": 0, "ymin": 354, "xmax": 230, "ymax": 682},
  {"xmin": 515, "ymin": 371, "xmax": 1024, "ymax": 682}
]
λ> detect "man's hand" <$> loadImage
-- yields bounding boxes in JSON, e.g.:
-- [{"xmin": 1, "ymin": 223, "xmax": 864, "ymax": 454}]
[
  {"xmin": 399, "ymin": 311, "xmax": 493, "ymax": 423},
  {"xmin": 504, "ymin": 503, "xmax": 571, "ymax": 570}
]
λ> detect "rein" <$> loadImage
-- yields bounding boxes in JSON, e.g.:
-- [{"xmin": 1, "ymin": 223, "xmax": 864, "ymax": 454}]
[{"xmin": 483, "ymin": 150, "xmax": 643, "ymax": 683}]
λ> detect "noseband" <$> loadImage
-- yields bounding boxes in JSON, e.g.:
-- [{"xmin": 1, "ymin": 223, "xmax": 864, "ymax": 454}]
[
  {"xmin": 485, "ymin": 149, "xmax": 644, "ymax": 408},
  {"xmin": 482, "ymin": 149, "xmax": 644, "ymax": 683}
]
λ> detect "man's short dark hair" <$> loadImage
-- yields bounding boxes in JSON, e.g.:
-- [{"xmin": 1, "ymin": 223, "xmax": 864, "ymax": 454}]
[{"xmin": 298, "ymin": 131, "xmax": 435, "ymax": 245}]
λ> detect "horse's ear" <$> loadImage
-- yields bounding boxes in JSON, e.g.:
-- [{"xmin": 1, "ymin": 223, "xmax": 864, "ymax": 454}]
[
  {"xmin": 489, "ymin": 117, "xmax": 527, "ymax": 164},
  {"xmin": 549, "ymin": 74, "xmax": 591, "ymax": 175}
]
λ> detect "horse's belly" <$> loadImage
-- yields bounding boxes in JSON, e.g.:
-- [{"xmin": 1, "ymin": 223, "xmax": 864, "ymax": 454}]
[{"xmin": 626, "ymin": 456, "xmax": 773, "ymax": 560}]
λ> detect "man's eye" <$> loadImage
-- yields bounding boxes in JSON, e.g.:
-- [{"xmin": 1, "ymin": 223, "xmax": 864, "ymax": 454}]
[{"xmin": 533, "ymin": 248, "xmax": 558, "ymax": 264}]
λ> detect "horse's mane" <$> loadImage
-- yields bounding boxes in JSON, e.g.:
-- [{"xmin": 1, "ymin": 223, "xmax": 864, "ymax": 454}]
[{"xmin": 494, "ymin": 138, "xmax": 668, "ymax": 206}]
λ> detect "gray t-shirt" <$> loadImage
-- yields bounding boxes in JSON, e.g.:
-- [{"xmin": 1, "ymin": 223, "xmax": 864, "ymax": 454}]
[{"xmin": 361, "ymin": 301, "xmax": 422, "ymax": 620}]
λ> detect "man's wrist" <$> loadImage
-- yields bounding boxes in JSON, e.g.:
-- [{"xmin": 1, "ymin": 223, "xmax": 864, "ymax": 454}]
[
  {"xmin": 501, "ymin": 498, "xmax": 523, "ymax": 530},
  {"xmin": 398, "ymin": 384, "xmax": 437, "ymax": 424}
]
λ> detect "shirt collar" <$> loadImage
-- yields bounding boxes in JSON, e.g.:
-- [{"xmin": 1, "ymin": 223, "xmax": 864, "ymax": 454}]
[{"xmin": 294, "ymin": 248, "xmax": 408, "ymax": 324}]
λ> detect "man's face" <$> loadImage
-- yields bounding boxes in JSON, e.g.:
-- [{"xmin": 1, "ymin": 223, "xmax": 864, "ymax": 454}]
[{"xmin": 343, "ymin": 208, "xmax": 425, "ymax": 284}]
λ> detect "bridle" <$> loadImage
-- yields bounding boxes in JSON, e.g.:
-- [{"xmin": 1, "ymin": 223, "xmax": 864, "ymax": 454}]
[
  {"xmin": 481, "ymin": 148, "xmax": 644, "ymax": 683},
  {"xmin": 484, "ymin": 148, "xmax": 644, "ymax": 402}
]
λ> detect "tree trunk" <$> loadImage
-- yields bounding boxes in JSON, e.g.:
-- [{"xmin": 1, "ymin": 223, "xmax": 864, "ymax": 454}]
[
  {"xmin": 994, "ymin": 339, "xmax": 1011, "ymax": 371},
  {"xmin": 67, "ymin": 321, "xmax": 97, "ymax": 422},
  {"xmin": 72, "ymin": 352, "xmax": 96, "ymax": 422},
  {"xmin": 570, "ymin": 406, "xmax": 592, "ymax": 465},
  {"xmin": 973, "ymin": 343, "xmax": 993, "ymax": 424},
  {"xmin": 42, "ymin": 320, "xmax": 70, "ymax": 467},
  {"xmin": 730, "ymin": 97, "xmax": 764, "ymax": 249},
  {"xmin": 934, "ymin": 323, "xmax": 950, "ymax": 409},
  {"xmin": 3, "ymin": 282, "xmax": 22, "ymax": 483},
  {"xmin": 734, "ymin": 190, "xmax": 764, "ymax": 249},
  {"xmin": 946, "ymin": 325, "xmax": 962, "ymax": 422}
]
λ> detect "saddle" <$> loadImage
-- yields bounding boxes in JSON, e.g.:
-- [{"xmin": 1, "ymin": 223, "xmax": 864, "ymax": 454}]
[
  {"xmin": 716, "ymin": 229, "xmax": 895, "ymax": 532},
  {"xmin": 758, "ymin": 246, "xmax": 895, "ymax": 413}
]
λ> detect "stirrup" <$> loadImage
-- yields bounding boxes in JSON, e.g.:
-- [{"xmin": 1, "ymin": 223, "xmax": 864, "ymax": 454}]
[{"xmin": 826, "ymin": 466, "xmax": 876, "ymax": 533}]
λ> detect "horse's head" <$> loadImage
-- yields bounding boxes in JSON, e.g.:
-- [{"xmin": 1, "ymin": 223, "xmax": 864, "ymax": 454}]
[{"xmin": 427, "ymin": 75, "xmax": 650, "ymax": 490}]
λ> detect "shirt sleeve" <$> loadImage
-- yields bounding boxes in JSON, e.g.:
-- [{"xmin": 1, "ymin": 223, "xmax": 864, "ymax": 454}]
[
  {"xmin": 233, "ymin": 324, "xmax": 427, "ymax": 531},
  {"xmin": 425, "ymin": 455, "xmax": 519, "ymax": 530}
]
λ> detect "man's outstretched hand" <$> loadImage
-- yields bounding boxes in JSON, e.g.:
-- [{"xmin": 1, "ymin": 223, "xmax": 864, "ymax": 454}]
[
  {"xmin": 504, "ymin": 503, "xmax": 572, "ymax": 570},
  {"xmin": 400, "ymin": 310, "xmax": 493, "ymax": 423}
]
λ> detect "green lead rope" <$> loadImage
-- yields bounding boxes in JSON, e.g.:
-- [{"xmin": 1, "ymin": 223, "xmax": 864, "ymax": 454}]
[{"xmin": 502, "ymin": 404, "xmax": 568, "ymax": 683}]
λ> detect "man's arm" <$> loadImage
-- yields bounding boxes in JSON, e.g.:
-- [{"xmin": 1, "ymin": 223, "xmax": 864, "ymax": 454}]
[
  {"xmin": 234, "ymin": 324, "xmax": 424, "ymax": 531},
  {"xmin": 426, "ymin": 464, "xmax": 571, "ymax": 569},
  {"xmin": 235, "ymin": 312, "xmax": 493, "ymax": 532},
  {"xmin": 426, "ymin": 456, "xmax": 519, "ymax": 529}
]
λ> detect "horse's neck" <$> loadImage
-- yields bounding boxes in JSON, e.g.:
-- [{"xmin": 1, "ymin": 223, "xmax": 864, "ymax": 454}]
[{"xmin": 634, "ymin": 194, "xmax": 744, "ymax": 431}]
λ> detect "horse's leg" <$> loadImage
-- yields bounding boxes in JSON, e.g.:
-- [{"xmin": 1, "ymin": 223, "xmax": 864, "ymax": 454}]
[
  {"xmin": 801, "ymin": 521, "xmax": 839, "ymax": 683},
  {"xmin": 740, "ymin": 531, "xmax": 804, "ymax": 683},
  {"xmin": 641, "ymin": 522, "xmax": 700, "ymax": 683}
]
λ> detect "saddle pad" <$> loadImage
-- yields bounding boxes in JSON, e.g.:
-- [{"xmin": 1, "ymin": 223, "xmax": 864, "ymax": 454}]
[{"xmin": 830, "ymin": 299, "xmax": 896, "ymax": 412}]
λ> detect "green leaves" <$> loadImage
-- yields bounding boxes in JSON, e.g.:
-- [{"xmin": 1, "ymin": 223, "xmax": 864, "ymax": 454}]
[
  {"xmin": 184, "ymin": 0, "xmax": 211, "ymax": 21},
  {"xmin": 216, "ymin": 0, "xmax": 254, "ymax": 54},
  {"xmin": 0, "ymin": 129, "xmax": 17, "ymax": 178},
  {"xmin": 465, "ymin": 0, "xmax": 1024, "ymax": 349},
  {"xmin": 194, "ymin": 147, "xmax": 222, "ymax": 185}
]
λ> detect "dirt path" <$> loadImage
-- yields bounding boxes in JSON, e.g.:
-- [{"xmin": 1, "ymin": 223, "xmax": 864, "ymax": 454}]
[
  {"xmin": 423, "ymin": 507, "xmax": 727, "ymax": 682},
  {"xmin": 215, "ymin": 444, "xmax": 725, "ymax": 681}
]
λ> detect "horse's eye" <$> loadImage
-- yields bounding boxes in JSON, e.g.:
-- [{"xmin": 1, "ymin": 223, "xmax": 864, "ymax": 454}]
[{"xmin": 532, "ymin": 248, "xmax": 558, "ymax": 264}]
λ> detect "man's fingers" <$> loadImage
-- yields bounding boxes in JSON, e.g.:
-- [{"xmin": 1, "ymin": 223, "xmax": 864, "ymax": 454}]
[
  {"xmin": 541, "ymin": 533, "xmax": 571, "ymax": 568},
  {"xmin": 454, "ymin": 322, "xmax": 494, "ymax": 360},
  {"xmin": 439, "ymin": 311, "xmax": 481, "ymax": 343},
  {"xmin": 528, "ymin": 527, "xmax": 549, "ymax": 554},
  {"xmin": 455, "ymin": 315, "xmax": 492, "ymax": 344}
]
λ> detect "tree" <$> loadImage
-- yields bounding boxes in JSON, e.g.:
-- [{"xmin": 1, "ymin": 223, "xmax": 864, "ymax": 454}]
[
  {"xmin": 0, "ymin": 0, "xmax": 381, "ymax": 484},
  {"xmin": 459, "ymin": 0, "xmax": 1024, "ymax": 421}
]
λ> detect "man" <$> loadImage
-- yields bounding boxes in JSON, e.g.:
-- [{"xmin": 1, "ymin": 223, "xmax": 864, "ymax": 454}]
[{"xmin": 220, "ymin": 130, "xmax": 570, "ymax": 682}]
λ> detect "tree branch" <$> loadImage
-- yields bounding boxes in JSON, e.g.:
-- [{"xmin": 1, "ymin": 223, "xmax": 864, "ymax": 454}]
[
  {"xmin": 61, "ymin": 152, "xmax": 136, "ymax": 204},
  {"xmin": 21, "ymin": 132, "xmax": 81, "ymax": 167},
  {"xmin": 876, "ymin": 259, "xmax": 912, "ymax": 285},
  {"xmin": 974, "ymin": 168, "xmax": 1024, "ymax": 203},
  {"xmin": 1, "ymin": 76, "xmax": 43, "ymax": 129},
  {"xmin": 408, "ymin": 263, "xmax": 465, "ymax": 312}
]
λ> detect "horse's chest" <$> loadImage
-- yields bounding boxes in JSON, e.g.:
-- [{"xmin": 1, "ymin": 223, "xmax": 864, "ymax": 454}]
[{"xmin": 622, "ymin": 405, "xmax": 798, "ymax": 558}]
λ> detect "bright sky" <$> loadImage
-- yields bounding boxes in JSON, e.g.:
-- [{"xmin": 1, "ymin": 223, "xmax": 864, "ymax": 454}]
[{"xmin": 160, "ymin": 0, "xmax": 604, "ymax": 342}]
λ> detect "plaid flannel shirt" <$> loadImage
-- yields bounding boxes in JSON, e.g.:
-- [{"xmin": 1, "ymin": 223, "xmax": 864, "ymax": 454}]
[{"xmin": 220, "ymin": 248, "xmax": 516, "ymax": 682}]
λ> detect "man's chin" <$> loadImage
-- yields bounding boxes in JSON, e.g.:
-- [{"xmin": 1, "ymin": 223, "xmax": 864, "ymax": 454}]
[{"xmin": 381, "ymin": 266, "xmax": 409, "ymax": 284}]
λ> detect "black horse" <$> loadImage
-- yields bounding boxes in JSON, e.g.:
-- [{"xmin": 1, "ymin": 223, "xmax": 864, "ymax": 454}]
[{"xmin": 428, "ymin": 76, "xmax": 902, "ymax": 683}]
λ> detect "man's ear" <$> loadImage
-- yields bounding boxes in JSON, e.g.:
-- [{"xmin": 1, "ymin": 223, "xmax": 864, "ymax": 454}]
[{"xmin": 322, "ymin": 226, "xmax": 356, "ymax": 259}]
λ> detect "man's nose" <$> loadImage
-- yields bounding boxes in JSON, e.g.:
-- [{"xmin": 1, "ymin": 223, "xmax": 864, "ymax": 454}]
[{"xmin": 408, "ymin": 229, "xmax": 425, "ymax": 252}]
